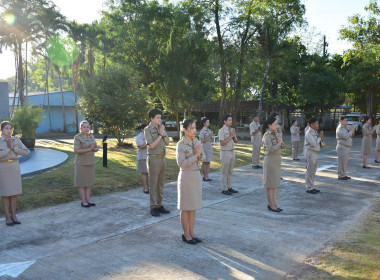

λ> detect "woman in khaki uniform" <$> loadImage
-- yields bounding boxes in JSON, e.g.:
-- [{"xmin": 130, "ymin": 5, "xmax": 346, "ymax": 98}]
[
  {"xmin": 74, "ymin": 121, "xmax": 99, "ymax": 207},
  {"xmin": 0, "ymin": 121, "xmax": 28, "ymax": 226},
  {"xmin": 199, "ymin": 117, "xmax": 213, "ymax": 181},
  {"xmin": 376, "ymin": 119, "xmax": 380, "ymax": 163},
  {"xmin": 361, "ymin": 116, "xmax": 376, "ymax": 168},
  {"xmin": 176, "ymin": 119, "xmax": 205, "ymax": 244},
  {"xmin": 290, "ymin": 120, "xmax": 300, "ymax": 160},
  {"xmin": 262, "ymin": 116, "xmax": 284, "ymax": 212}
]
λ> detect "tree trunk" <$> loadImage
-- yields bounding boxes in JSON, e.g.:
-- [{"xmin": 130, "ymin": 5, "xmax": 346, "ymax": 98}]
[
  {"xmin": 57, "ymin": 68, "xmax": 67, "ymax": 133},
  {"xmin": 257, "ymin": 57, "xmax": 270, "ymax": 121},
  {"xmin": 11, "ymin": 49, "xmax": 18, "ymax": 117},
  {"xmin": 25, "ymin": 41, "xmax": 28, "ymax": 103},
  {"xmin": 366, "ymin": 85, "xmax": 372, "ymax": 116},
  {"xmin": 45, "ymin": 61, "xmax": 52, "ymax": 132},
  {"xmin": 72, "ymin": 57, "xmax": 80, "ymax": 133},
  {"xmin": 17, "ymin": 42, "xmax": 24, "ymax": 106},
  {"xmin": 176, "ymin": 111, "xmax": 180, "ymax": 139}
]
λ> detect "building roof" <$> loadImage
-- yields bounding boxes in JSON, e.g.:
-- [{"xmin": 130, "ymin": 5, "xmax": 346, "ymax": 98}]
[{"xmin": 9, "ymin": 91, "xmax": 78, "ymax": 107}]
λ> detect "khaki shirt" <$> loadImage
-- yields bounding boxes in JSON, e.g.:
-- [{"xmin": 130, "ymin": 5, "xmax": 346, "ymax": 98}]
[
  {"xmin": 362, "ymin": 123, "xmax": 373, "ymax": 136},
  {"xmin": 218, "ymin": 125, "xmax": 235, "ymax": 151},
  {"xmin": 336, "ymin": 124, "xmax": 353, "ymax": 147},
  {"xmin": 290, "ymin": 125, "xmax": 300, "ymax": 142},
  {"xmin": 304, "ymin": 128, "xmax": 321, "ymax": 152},
  {"xmin": 176, "ymin": 137, "xmax": 205, "ymax": 171},
  {"xmin": 74, "ymin": 133, "xmax": 97, "ymax": 165},
  {"xmin": 262, "ymin": 131, "xmax": 284, "ymax": 155},
  {"xmin": 144, "ymin": 123, "xmax": 167, "ymax": 156},
  {"xmin": 250, "ymin": 121, "xmax": 262, "ymax": 142},
  {"xmin": 377, "ymin": 125, "xmax": 380, "ymax": 136},
  {"xmin": 0, "ymin": 136, "xmax": 28, "ymax": 161},
  {"xmin": 136, "ymin": 132, "xmax": 147, "ymax": 160}
]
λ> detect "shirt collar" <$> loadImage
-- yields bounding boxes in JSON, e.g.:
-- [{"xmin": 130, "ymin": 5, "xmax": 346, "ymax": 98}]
[
  {"xmin": 223, "ymin": 125, "xmax": 229, "ymax": 131},
  {"xmin": 183, "ymin": 136, "xmax": 193, "ymax": 146}
]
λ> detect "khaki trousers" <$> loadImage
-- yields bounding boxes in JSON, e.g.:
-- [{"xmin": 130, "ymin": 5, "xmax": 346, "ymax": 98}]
[
  {"xmin": 336, "ymin": 144, "xmax": 350, "ymax": 178},
  {"xmin": 305, "ymin": 150, "xmax": 318, "ymax": 190},
  {"xmin": 147, "ymin": 155, "xmax": 166, "ymax": 209},
  {"xmin": 220, "ymin": 150, "xmax": 235, "ymax": 191},
  {"xmin": 292, "ymin": 141, "xmax": 300, "ymax": 159},
  {"xmin": 251, "ymin": 137, "xmax": 262, "ymax": 166}
]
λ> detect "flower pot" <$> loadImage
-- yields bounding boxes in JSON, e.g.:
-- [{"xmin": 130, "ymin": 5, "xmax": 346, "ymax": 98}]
[{"xmin": 21, "ymin": 138, "xmax": 35, "ymax": 150}]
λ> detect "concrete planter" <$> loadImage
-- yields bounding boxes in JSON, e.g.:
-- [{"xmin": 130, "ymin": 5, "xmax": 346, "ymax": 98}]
[{"xmin": 21, "ymin": 138, "xmax": 36, "ymax": 150}]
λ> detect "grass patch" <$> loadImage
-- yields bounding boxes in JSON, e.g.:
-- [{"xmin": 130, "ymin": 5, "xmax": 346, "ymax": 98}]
[{"xmin": 2, "ymin": 137, "xmax": 310, "ymax": 213}]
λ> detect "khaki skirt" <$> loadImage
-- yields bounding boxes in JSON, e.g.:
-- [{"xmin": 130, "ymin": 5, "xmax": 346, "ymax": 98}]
[
  {"xmin": 203, "ymin": 143, "xmax": 213, "ymax": 162},
  {"xmin": 75, "ymin": 164, "xmax": 95, "ymax": 187},
  {"xmin": 136, "ymin": 159, "xmax": 148, "ymax": 173},
  {"xmin": 361, "ymin": 135, "xmax": 372, "ymax": 155},
  {"xmin": 0, "ymin": 161, "xmax": 22, "ymax": 196},
  {"xmin": 177, "ymin": 170, "xmax": 202, "ymax": 210},
  {"xmin": 376, "ymin": 135, "xmax": 380, "ymax": 151},
  {"xmin": 263, "ymin": 154, "xmax": 281, "ymax": 189}
]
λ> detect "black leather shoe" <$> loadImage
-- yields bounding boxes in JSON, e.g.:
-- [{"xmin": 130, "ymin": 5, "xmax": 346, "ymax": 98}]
[
  {"xmin": 150, "ymin": 208, "xmax": 160, "ymax": 217},
  {"xmin": 312, "ymin": 189, "xmax": 320, "ymax": 193},
  {"xmin": 6, "ymin": 221, "xmax": 14, "ymax": 226},
  {"xmin": 267, "ymin": 205, "xmax": 281, "ymax": 212},
  {"xmin": 228, "ymin": 188, "xmax": 238, "ymax": 193},
  {"xmin": 182, "ymin": 235, "xmax": 197, "ymax": 244},
  {"xmin": 81, "ymin": 203, "xmax": 90, "ymax": 207},
  {"xmin": 11, "ymin": 218, "xmax": 21, "ymax": 224},
  {"xmin": 143, "ymin": 189, "xmax": 149, "ymax": 194},
  {"xmin": 277, "ymin": 207, "xmax": 283, "ymax": 211},
  {"xmin": 222, "ymin": 190, "xmax": 231, "ymax": 195},
  {"xmin": 344, "ymin": 176, "xmax": 351, "ymax": 179},
  {"xmin": 375, "ymin": 160, "xmax": 380, "ymax": 163},
  {"xmin": 192, "ymin": 237, "xmax": 202, "ymax": 243},
  {"xmin": 338, "ymin": 177, "xmax": 348, "ymax": 180},
  {"xmin": 306, "ymin": 190, "xmax": 317, "ymax": 194},
  {"xmin": 88, "ymin": 202, "xmax": 96, "ymax": 207},
  {"xmin": 363, "ymin": 166, "xmax": 371, "ymax": 169},
  {"xmin": 157, "ymin": 206, "xmax": 170, "ymax": 214}
]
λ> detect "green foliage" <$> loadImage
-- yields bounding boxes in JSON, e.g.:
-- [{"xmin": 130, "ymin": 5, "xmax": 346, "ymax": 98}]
[
  {"xmin": 12, "ymin": 103, "xmax": 44, "ymax": 138},
  {"xmin": 80, "ymin": 65, "xmax": 149, "ymax": 145}
]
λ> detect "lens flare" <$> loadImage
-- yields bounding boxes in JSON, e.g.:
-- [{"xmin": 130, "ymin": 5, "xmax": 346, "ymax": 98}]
[
  {"xmin": 47, "ymin": 35, "xmax": 79, "ymax": 66},
  {"xmin": 4, "ymin": 13, "xmax": 17, "ymax": 25}
]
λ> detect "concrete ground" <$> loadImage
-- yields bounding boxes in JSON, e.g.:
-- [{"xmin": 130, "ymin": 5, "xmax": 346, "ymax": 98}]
[{"xmin": 0, "ymin": 138, "xmax": 379, "ymax": 280}]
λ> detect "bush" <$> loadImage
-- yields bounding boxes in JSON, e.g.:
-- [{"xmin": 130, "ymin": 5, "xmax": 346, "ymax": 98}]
[{"xmin": 12, "ymin": 103, "xmax": 43, "ymax": 138}]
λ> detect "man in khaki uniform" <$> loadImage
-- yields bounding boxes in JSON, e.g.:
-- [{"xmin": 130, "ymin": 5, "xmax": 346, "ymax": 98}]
[
  {"xmin": 304, "ymin": 118, "xmax": 323, "ymax": 194},
  {"xmin": 250, "ymin": 114, "xmax": 262, "ymax": 169},
  {"xmin": 336, "ymin": 116, "xmax": 355, "ymax": 180},
  {"xmin": 144, "ymin": 108, "xmax": 170, "ymax": 217},
  {"xmin": 219, "ymin": 114, "xmax": 239, "ymax": 195}
]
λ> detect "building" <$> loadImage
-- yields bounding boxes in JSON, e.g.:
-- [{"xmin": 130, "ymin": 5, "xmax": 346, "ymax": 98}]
[{"xmin": 9, "ymin": 91, "xmax": 85, "ymax": 133}]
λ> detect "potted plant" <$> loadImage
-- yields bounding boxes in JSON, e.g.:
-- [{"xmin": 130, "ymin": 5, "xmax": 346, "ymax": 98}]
[{"xmin": 12, "ymin": 103, "xmax": 43, "ymax": 149}]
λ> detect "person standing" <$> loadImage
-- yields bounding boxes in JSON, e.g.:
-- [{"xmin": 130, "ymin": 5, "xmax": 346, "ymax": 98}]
[
  {"xmin": 74, "ymin": 120, "xmax": 99, "ymax": 207},
  {"xmin": 304, "ymin": 118, "xmax": 323, "ymax": 194},
  {"xmin": 262, "ymin": 116, "xmax": 284, "ymax": 212},
  {"xmin": 250, "ymin": 114, "xmax": 262, "ymax": 169},
  {"xmin": 136, "ymin": 123, "xmax": 149, "ymax": 194},
  {"xmin": 336, "ymin": 116, "xmax": 355, "ymax": 180},
  {"xmin": 176, "ymin": 119, "xmax": 205, "ymax": 244},
  {"xmin": 0, "ymin": 121, "xmax": 28, "ymax": 226},
  {"xmin": 144, "ymin": 108, "xmax": 170, "ymax": 217},
  {"xmin": 361, "ymin": 116, "xmax": 376, "ymax": 168},
  {"xmin": 199, "ymin": 117, "xmax": 213, "ymax": 181},
  {"xmin": 290, "ymin": 120, "xmax": 300, "ymax": 161},
  {"xmin": 376, "ymin": 119, "xmax": 380, "ymax": 163},
  {"xmin": 303, "ymin": 123, "xmax": 310, "ymax": 157},
  {"xmin": 218, "ymin": 114, "xmax": 239, "ymax": 195}
]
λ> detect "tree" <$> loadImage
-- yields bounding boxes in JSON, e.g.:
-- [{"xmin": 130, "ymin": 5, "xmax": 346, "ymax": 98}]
[{"xmin": 80, "ymin": 65, "xmax": 149, "ymax": 145}]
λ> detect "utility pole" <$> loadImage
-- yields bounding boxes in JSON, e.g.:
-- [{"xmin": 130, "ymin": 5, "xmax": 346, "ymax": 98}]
[{"xmin": 323, "ymin": 35, "xmax": 328, "ymax": 56}]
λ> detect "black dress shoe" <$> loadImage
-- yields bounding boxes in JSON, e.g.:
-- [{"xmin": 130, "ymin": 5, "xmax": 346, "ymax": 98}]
[
  {"xmin": 312, "ymin": 189, "xmax": 320, "ymax": 193},
  {"xmin": 375, "ymin": 160, "xmax": 380, "ymax": 163},
  {"xmin": 143, "ymin": 189, "xmax": 149, "ymax": 194},
  {"xmin": 344, "ymin": 176, "xmax": 351, "ymax": 180},
  {"xmin": 157, "ymin": 206, "xmax": 170, "ymax": 214},
  {"xmin": 222, "ymin": 190, "xmax": 231, "ymax": 195},
  {"xmin": 81, "ymin": 203, "xmax": 90, "ymax": 207},
  {"xmin": 192, "ymin": 237, "xmax": 202, "ymax": 243},
  {"xmin": 253, "ymin": 165, "xmax": 261, "ymax": 169},
  {"xmin": 88, "ymin": 202, "xmax": 96, "ymax": 207},
  {"xmin": 363, "ymin": 166, "xmax": 371, "ymax": 169},
  {"xmin": 6, "ymin": 221, "xmax": 14, "ymax": 226},
  {"xmin": 228, "ymin": 188, "xmax": 238, "ymax": 193},
  {"xmin": 11, "ymin": 218, "xmax": 21, "ymax": 224},
  {"xmin": 276, "ymin": 207, "xmax": 283, "ymax": 211},
  {"xmin": 267, "ymin": 205, "xmax": 281, "ymax": 212},
  {"xmin": 338, "ymin": 177, "xmax": 348, "ymax": 180},
  {"xmin": 181, "ymin": 234, "xmax": 196, "ymax": 244},
  {"xmin": 150, "ymin": 208, "xmax": 160, "ymax": 217},
  {"xmin": 306, "ymin": 189, "xmax": 317, "ymax": 194}
]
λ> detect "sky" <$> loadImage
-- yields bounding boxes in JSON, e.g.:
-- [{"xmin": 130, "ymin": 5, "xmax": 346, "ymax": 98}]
[{"xmin": 0, "ymin": 0, "xmax": 375, "ymax": 79}]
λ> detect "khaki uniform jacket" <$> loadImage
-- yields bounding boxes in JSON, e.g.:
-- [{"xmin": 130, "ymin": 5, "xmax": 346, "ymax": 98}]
[
  {"xmin": 74, "ymin": 134, "xmax": 97, "ymax": 165},
  {"xmin": 250, "ymin": 121, "xmax": 262, "ymax": 143},
  {"xmin": 336, "ymin": 124, "xmax": 353, "ymax": 147},
  {"xmin": 176, "ymin": 138, "xmax": 206, "ymax": 171},
  {"xmin": 144, "ymin": 123, "xmax": 167, "ymax": 156},
  {"xmin": 304, "ymin": 128, "xmax": 321, "ymax": 152},
  {"xmin": 218, "ymin": 125, "xmax": 235, "ymax": 151},
  {"xmin": 290, "ymin": 125, "xmax": 300, "ymax": 142},
  {"xmin": 0, "ymin": 136, "xmax": 28, "ymax": 160},
  {"xmin": 262, "ymin": 131, "xmax": 284, "ymax": 155}
]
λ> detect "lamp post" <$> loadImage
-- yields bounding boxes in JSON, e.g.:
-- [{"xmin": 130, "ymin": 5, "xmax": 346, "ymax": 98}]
[{"xmin": 102, "ymin": 135, "xmax": 108, "ymax": 167}]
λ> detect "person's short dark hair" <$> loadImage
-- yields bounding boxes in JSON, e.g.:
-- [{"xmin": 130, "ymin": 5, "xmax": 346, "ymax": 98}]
[
  {"xmin": 148, "ymin": 108, "xmax": 162, "ymax": 120},
  {"xmin": 201, "ymin": 117, "xmax": 209, "ymax": 125},
  {"xmin": 222, "ymin": 114, "xmax": 232, "ymax": 122},
  {"xmin": 263, "ymin": 116, "xmax": 277, "ymax": 132},
  {"xmin": 1, "ymin": 121, "xmax": 12, "ymax": 131},
  {"xmin": 183, "ymin": 119, "xmax": 194, "ymax": 130},
  {"xmin": 271, "ymin": 112, "xmax": 279, "ymax": 118},
  {"xmin": 363, "ymin": 116, "xmax": 371, "ymax": 123},
  {"xmin": 137, "ymin": 123, "xmax": 148, "ymax": 130},
  {"xmin": 308, "ymin": 118, "xmax": 318, "ymax": 125},
  {"xmin": 251, "ymin": 113, "xmax": 258, "ymax": 119},
  {"xmin": 340, "ymin": 116, "xmax": 347, "ymax": 121},
  {"xmin": 291, "ymin": 119, "xmax": 297, "ymax": 125}
]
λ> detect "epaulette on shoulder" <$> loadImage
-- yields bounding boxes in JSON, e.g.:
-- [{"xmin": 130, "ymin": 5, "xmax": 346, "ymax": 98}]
[
  {"xmin": 264, "ymin": 132, "xmax": 270, "ymax": 136},
  {"xmin": 75, "ymin": 133, "xmax": 81, "ymax": 137},
  {"xmin": 179, "ymin": 139, "xmax": 185, "ymax": 143}
]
